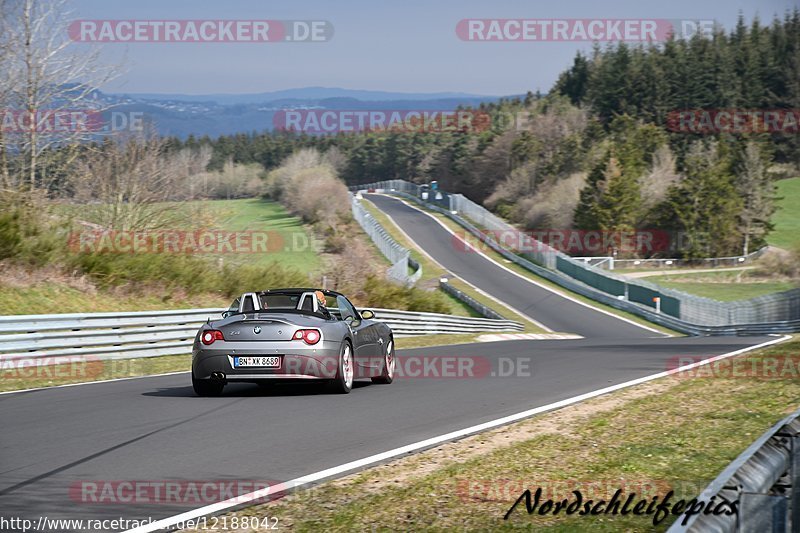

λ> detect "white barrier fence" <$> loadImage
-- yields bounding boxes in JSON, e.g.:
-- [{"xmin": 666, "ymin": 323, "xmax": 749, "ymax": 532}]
[
  {"xmin": 0, "ymin": 307, "xmax": 523, "ymax": 364},
  {"xmin": 351, "ymin": 194, "xmax": 422, "ymax": 286}
]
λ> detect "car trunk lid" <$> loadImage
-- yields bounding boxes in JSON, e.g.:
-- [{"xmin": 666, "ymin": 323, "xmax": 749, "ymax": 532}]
[{"xmin": 218, "ymin": 314, "xmax": 296, "ymax": 342}]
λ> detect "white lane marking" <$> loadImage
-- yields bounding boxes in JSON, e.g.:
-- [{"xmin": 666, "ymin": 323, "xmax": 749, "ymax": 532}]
[
  {"xmin": 125, "ymin": 335, "xmax": 791, "ymax": 533},
  {"xmin": 0, "ymin": 370, "xmax": 190, "ymax": 396},
  {"xmin": 363, "ymin": 196, "xmax": 553, "ymax": 332},
  {"xmin": 388, "ymin": 195, "xmax": 668, "ymax": 337},
  {"xmin": 477, "ymin": 333, "xmax": 583, "ymax": 342}
]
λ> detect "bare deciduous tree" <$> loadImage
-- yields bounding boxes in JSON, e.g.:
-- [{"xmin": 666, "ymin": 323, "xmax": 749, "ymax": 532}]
[
  {"xmin": 70, "ymin": 131, "xmax": 187, "ymax": 231},
  {"xmin": 265, "ymin": 148, "xmax": 351, "ymax": 233},
  {"xmin": 736, "ymin": 142, "xmax": 776, "ymax": 255},
  {"xmin": 639, "ymin": 144, "xmax": 681, "ymax": 214},
  {"xmin": 519, "ymin": 172, "xmax": 587, "ymax": 229},
  {"xmin": 2, "ymin": 0, "xmax": 118, "ymax": 192}
]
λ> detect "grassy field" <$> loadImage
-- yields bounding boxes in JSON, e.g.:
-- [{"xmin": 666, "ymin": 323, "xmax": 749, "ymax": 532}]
[
  {"xmin": 197, "ymin": 336, "xmax": 799, "ymax": 532},
  {"xmin": 1, "ymin": 198, "xmax": 321, "ymax": 315},
  {"xmin": 183, "ymin": 198, "xmax": 322, "ymax": 271},
  {"xmin": 648, "ymin": 271, "xmax": 795, "ymax": 301},
  {"xmin": 64, "ymin": 198, "xmax": 322, "ymax": 273},
  {"xmin": 769, "ymin": 177, "xmax": 800, "ymax": 250}
]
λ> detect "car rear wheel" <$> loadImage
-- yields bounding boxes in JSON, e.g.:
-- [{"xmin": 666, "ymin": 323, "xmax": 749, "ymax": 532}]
[
  {"xmin": 328, "ymin": 342, "xmax": 353, "ymax": 394},
  {"xmin": 192, "ymin": 374, "xmax": 224, "ymax": 397},
  {"xmin": 371, "ymin": 339, "xmax": 395, "ymax": 384}
]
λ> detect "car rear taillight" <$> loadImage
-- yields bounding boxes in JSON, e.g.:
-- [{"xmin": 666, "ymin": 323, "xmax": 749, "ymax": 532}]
[
  {"xmin": 292, "ymin": 329, "xmax": 321, "ymax": 345},
  {"xmin": 201, "ymin": 330, "xmax": 225, "ymax": 345}
]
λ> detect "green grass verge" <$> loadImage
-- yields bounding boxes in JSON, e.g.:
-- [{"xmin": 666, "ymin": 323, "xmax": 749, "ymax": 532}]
[
  {"xmin": 769, "ymin": 177, "xmax": 800, "ymax": 250},
  {"xmin": 200, "ymin": 336, "xmax": 799, "ymax": 532},
  {"xmin": 0, "ymin": 282, "xmax": 228, "ymax": 315},
  {"xmin": 648, "ymin": 271, "xmax": 795, "ymax": 301}
]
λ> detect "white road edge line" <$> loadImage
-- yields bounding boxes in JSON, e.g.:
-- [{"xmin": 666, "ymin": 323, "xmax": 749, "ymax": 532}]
[
  {"xmin": 125, "ymin": 334, "xmax": 791, "ymax": 533},
  {"xmin": 0, "ymin": 370, "xmax": 190, "ymax": 396},
  {"xmin": 387, "ymin": 195, "xmax": 668, "ymax": 337},
  {"xmin": 361, "ymin": 196, "xmax": 553, "ymax": 333}
]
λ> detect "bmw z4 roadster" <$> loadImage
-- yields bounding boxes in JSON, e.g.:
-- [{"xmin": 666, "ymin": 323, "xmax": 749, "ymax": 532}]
[{"xmin": 192, "ymin": 288, "xmax": 395, "ymax": 396}]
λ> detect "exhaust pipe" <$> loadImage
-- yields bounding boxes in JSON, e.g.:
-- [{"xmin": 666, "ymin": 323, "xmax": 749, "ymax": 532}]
[{"xmin": 211, "ymin": 372, "xmax": 226, "ymax": 381}]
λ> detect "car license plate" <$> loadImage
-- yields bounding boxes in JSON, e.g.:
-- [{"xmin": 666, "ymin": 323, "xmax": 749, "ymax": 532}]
[{"xmin": 234, "ymin": 356, "xmax": 281, "ymax": 368}]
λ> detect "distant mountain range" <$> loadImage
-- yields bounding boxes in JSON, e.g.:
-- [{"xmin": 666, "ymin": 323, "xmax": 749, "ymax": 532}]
[
  {"xmin": 123, "ymin": 86, "xmax": 498, "ymax": 105},
  {"xmin": 88, "ymin": 86, "xmax": 511, "ymax": 138}
]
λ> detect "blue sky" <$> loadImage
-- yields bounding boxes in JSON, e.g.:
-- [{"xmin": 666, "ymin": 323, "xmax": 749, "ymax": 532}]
[{"xmin": 69, "ymin": 0, "xmax": 798, "ymax": 96}]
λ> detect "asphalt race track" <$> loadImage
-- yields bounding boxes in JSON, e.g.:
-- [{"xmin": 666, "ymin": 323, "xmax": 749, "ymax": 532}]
[
  {"xmin": 0, "ymin": 194, "xmax": 779, "ymax": 531},
  {"xmin": 366, "ymin": 193, "xmax": 657, "ymax": 339}
]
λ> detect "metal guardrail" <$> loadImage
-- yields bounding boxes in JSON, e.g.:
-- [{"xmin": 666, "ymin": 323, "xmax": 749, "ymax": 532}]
[
  {"xmin": 371, "ymin": 308, "xmax": 523, "ymax": 335},
  {"xmin": 668, "ymin": 406, "xmax": 800, "ymax": 532},
  {"xmin": 439, "ymin": 280, "xmax": 507, "ymax": 320},
  {"xmin": 354, "ymin": 180, "xmax": 800, "ymax": 336},
  {"xmin": 0, "ymin": 307, "xmax": 523, "ymax": 364},
  {"xmin": 351, "ymin": 193, "xmax": 422, "ymax": 286}
]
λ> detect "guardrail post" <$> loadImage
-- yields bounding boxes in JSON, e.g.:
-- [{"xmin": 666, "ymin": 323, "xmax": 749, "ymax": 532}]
[{"xmin": 741, "ymin": 492, "xmax": 787, "ymax": 532}]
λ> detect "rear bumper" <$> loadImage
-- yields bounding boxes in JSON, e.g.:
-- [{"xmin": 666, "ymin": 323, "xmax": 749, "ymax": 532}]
[{"xmin": 192, "ymin": 339, "xmax": 343, "ymax": 381}]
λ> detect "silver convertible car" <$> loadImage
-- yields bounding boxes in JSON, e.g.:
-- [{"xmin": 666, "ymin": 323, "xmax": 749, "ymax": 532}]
[{"xmin": 192, "ymin": 288, "xmax": 395, "ymax": 396}]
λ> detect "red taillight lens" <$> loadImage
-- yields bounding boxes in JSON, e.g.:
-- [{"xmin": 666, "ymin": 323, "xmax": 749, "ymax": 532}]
[
  {"xmin": 201, "ymin": 330, "xmax": 224, "ymax": 345},
  {"xmin": 292, "ymin": 329, "xmax": 321, "ymax": 345}
]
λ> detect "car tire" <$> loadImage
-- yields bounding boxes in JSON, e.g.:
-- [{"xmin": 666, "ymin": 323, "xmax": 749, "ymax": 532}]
[
  {"xmin": 192, "ymin": 374, "xmax": 224, "ymax": 397},
  {"xmin": 371, "ymin": 339, "xmax": 395, "ymax": 384},
  {"xmin": 328, "ymin": 341, "xmax": 353, "ymax": 394}
]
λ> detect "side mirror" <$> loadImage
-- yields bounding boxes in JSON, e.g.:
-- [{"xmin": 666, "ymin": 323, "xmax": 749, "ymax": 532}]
[
  {"xmin": 344, "ymin": 315, "xmax": 361, "ymax": 328},
  {"xmin": 221, "ymin": 311, "xmax": 231, "ymax": 318},
  {"xmin": 360, "ymin": 309, "xmax": 375, "ymax": 320}
]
